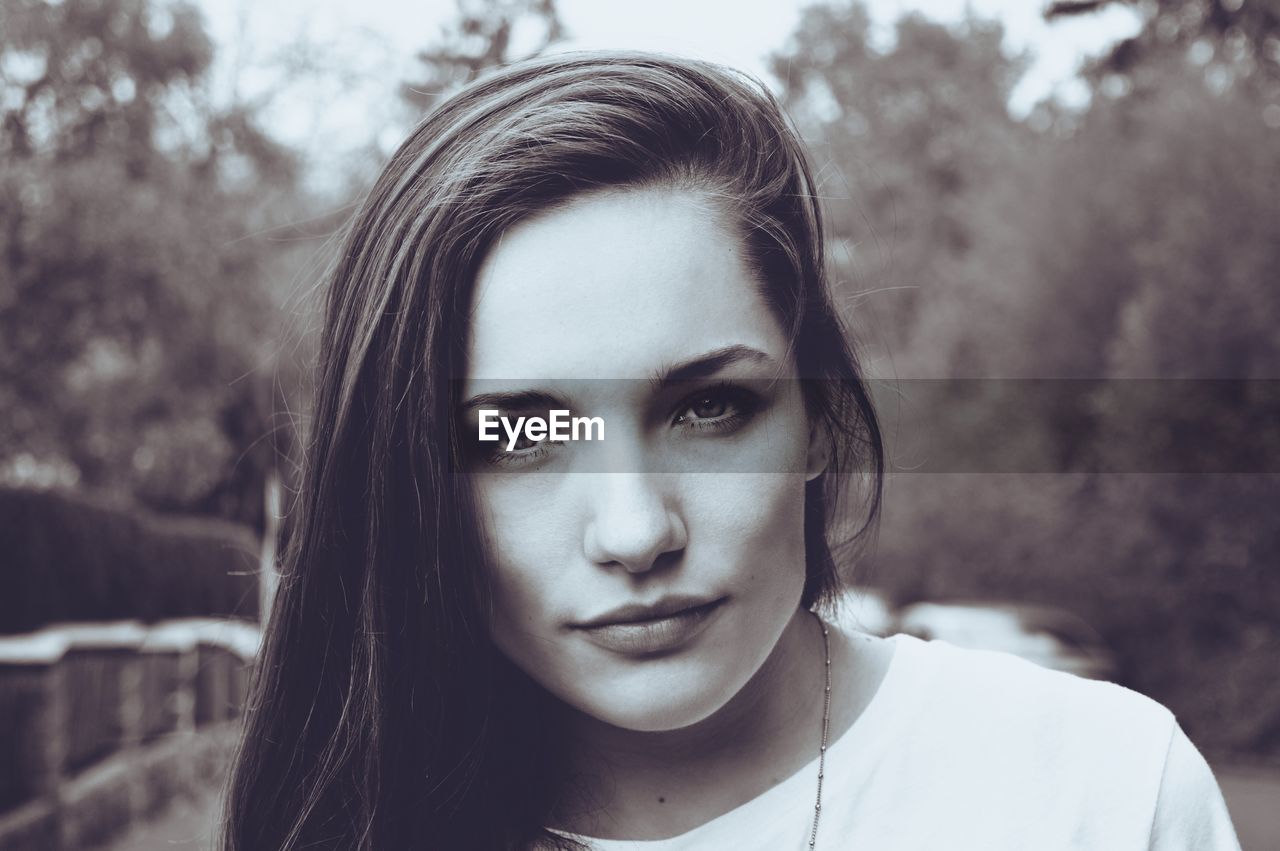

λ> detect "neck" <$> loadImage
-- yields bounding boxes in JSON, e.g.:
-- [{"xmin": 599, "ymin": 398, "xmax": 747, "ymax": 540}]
[{"xmin": 554, "ymin": 606, "xmax": 827, "ymax": 839}]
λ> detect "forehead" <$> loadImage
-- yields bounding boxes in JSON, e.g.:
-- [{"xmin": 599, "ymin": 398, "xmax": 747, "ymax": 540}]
[{"xmin": 465, "ymin": 188, "xmax": 788, "ymax": 382}]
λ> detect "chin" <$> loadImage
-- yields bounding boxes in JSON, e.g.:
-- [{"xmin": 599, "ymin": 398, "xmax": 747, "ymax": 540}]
[
  {"xmin": 573, "ymin": 658, "xmax": 750, "ymax": 733},
  {"xmin": 587, "ymin": 694, "xmax": 724, "ymax": 734}
]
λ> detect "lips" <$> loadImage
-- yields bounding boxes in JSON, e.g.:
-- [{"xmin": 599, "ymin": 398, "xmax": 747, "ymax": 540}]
[{"xmin": 570, "ymin": 595, "xmax": 726, "ymax": 655}]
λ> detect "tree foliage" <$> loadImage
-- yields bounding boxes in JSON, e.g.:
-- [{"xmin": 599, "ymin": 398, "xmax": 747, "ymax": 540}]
[
  {"xmin": 782, "ymin": 0, "xmax": 1280, "ymax": 763},
  {"xmin": 401, "ymin": 0, "xmax": 565, "ymax": 114},
  {"xmin": 772, "ymin": 7, "xmax": 1027, "ymax": 367},
  {"xmin": 0, "ymin": 0, "xmax": 299, "ymax": 526},
  {"xmin": 1047, "ymin": 0, "xmax": 1280, "ymax": 87}
]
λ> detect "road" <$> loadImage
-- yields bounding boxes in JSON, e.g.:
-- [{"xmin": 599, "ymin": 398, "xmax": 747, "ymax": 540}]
[{"xmin": 1218, "ymin": 767, "xmax": 1280, "ymax": 851}]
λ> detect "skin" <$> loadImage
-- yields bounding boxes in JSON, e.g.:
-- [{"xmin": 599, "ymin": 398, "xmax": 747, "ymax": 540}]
[{"xmin": 463, "ymin": 187, "xmax": 893, "ymax": 839}]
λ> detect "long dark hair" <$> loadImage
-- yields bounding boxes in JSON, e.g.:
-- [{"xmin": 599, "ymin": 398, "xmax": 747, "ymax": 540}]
[{"xmin": 222, "ymin": 51, "xmax": 884, "ymax": 850}]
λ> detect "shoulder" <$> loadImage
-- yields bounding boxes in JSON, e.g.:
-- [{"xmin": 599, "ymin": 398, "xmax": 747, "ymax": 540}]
[
  {"xmin": 1147, "ymin": 724, "xmax": 1243, "ymax": 850},
  {"xmin": 870, "ymin": 633, "xmax": 1181, "ymax": 843},
  {"xmin": 818, "ymin": 631, "xmax": 1241, "ymax": 848},
  {"xmin": 890, "ymin": 632, "xmax": 1175, "ymax": 744}
]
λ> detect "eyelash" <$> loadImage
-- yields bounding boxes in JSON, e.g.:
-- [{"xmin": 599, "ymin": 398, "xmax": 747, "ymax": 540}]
[
  {"xmin": 486, "ymin": 439, "xmax": 555, "ymax": 469},
  {"xmin": 670, "ymin": 381, "xmax": 761, "ymax": 435},
  {"xmin": 478, "ymin": 382, "xmax": 763, "ymax": 469}
]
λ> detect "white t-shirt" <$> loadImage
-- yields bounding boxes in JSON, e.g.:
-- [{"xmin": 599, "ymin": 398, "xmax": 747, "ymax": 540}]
[{"xmin": 551, "ymin": 631, "xmax": 1241, "ymax": 850}]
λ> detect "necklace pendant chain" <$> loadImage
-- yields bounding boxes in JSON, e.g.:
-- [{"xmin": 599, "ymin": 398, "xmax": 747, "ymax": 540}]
[{"xmin": 808, "ymin": 613, "xmax": 832, "ymax": 849}]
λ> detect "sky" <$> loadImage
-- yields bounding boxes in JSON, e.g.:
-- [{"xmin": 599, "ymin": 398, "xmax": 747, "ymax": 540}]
[{"xmin": 196, "ymin": 0, "xmax": 1142, "ymax": 189}]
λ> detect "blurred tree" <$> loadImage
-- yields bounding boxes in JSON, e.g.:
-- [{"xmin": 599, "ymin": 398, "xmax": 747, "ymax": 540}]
[
  {"xmin": 775, "ymin": 1, "xmax": 1280, "ymax": 763},
  {"xmin": 1079, "ymin": 63, "xmax": 1280, "ymax": 757},
  {"xmin": 1047, "ymin": 0, "xmax": 1280, "ymax": 85},
  {"xmin": 884, "ymin": 8, "xmax": 1280, "ymax": 384},
  {"xmin": 982, "ymin": 40, "xmax": 1280, "ymax": 384},
  {"xmin": 1096, "ymin": 66, "xmax": 1280, "ymax": 379},
  {"xmin": 401, "ymin": 0, "xmax": 565, "ymax": 113},
  {"xmin": 771, "ymin": 4, "xmax": 1028, "ymax": 371},
  {"xmin": 0, "ymin": 0, "xmax": 300, "ymax": 529}
]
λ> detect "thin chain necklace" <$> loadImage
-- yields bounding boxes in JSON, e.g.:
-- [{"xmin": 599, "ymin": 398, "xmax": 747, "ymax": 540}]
[{"xmin": 808, "ymin": 613, "xmax": 832, "ymax": 849}]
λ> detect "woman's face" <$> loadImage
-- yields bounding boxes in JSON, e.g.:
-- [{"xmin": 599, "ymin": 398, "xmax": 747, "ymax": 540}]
[{"xmin": 462, "ymin": 188, "xmax": 825, "ymax": 732}]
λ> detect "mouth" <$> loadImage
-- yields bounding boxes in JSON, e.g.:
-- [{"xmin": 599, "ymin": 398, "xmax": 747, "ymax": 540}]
[{"xmin": 570, "ymin": 596, "xmax": 727, "ymax": 656}]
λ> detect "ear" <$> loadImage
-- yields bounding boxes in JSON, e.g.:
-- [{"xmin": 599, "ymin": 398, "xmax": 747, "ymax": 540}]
[{"xmin": 805, "ymin": 419, "xmax": 832, "ymax": 482}]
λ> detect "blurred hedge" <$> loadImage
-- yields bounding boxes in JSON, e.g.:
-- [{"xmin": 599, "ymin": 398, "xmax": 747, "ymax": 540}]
[
  {"xmin": 862, "ymin": 473, "xmax": 1280, "ymax": 767},
  {"xmin": 0, "ymin": 486, "xmax": 260, "ymax": 634}
]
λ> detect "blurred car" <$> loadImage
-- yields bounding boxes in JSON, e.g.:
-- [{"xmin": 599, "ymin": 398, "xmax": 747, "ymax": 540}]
[
  {"xmin": 828, "ymin": 586, "xmax": 897, "ymax": 637},
  {"xmin": 893, "ymin": 600, "xmax": 1118, "ymax": 681}
]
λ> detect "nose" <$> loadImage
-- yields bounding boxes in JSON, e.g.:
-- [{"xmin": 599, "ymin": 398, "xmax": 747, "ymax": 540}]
[{"xmin": 583, "ymin": 473, "xmax": 687, "ymax": 574}]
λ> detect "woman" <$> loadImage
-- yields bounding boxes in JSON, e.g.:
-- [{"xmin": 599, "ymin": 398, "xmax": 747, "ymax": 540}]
[{"xmin": 223, "ymin": 52, "xmax": 1240, "ymax": 850}]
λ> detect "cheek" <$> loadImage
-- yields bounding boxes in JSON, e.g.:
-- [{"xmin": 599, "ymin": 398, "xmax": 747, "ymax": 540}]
[
  {"xmin": 471, "ymin": 476, "xmax": 579, "ymax": 647},
  {"xmin": 723, "ymin": 415, "xmax": 811, "ymax": 557},
  {"xmin": 685, "ymin": 472, "xmax": 809, "ymax": 581},
  {"xmin": 682, "ymin": 400, "xmax": 814, "ymax": 590}
]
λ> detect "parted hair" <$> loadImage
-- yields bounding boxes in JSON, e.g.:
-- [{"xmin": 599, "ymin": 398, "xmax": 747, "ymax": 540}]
[{"xmin": 221, "ymin": 50, "xmax": 883, "ymax": 850}]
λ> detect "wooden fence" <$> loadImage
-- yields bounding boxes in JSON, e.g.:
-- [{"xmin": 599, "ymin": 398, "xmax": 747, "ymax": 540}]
[{"xmin": 0, "ymin": 619, "xmax": 258, "ymax": 850}]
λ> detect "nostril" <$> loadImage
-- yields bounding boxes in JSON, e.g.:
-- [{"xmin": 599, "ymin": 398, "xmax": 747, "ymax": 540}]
[
  {"xmin": 586, "ymin": 520, "xmax": 685, "ymax": 574},
  {"xmin": 582, "ymin": 474, "xmax": 688, "ymax": 572},
  {"xmin": 583, "ymin": 470, "xmax": 691, "ymax": 570}
]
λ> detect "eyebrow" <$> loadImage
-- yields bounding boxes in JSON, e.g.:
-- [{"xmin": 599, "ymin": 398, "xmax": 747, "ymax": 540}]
[
  {"xmin": 461, "ymin": 389, "xmax": 565, "ymax": 413},
  {"xmin": 650, "ymin": 345, "xmax": 775, "ymax": 390}
]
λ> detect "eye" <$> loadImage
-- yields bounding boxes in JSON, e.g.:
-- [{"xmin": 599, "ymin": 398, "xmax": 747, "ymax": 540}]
[
  {"xmin": 507, "ymin": 433, "xmax": 538, "ymax": 452},
  {"xmin": 671, "ymin": 383, "xmax": 762, "ymax": 434},
  {"xmin": 486, "ymin": 441, "xmax": 553, "ymax": 469},
  {"xmin": 688, "ymin": 394, "xmax": 727, "ymax": 419},
  {"xmin": 465, "ymin": 411, "xmax": 564, "ymax": 470},
  {"xmin": 477, "ymin": 433, "xmax": 561, "ymax": 469}
]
